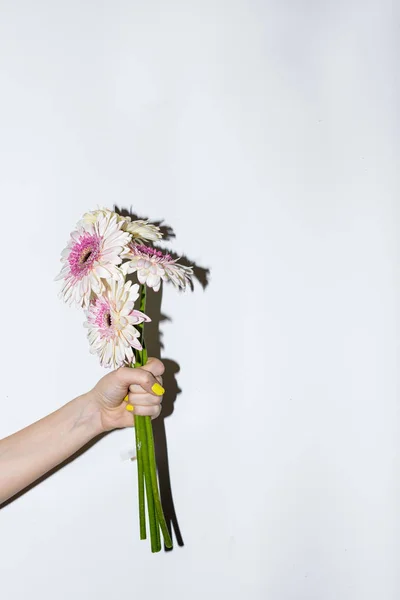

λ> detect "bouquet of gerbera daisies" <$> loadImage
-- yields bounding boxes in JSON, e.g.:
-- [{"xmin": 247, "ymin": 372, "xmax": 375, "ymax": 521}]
[{"xmin": 56, "ymin": 208, "xmax": 192, "ymax": 552}]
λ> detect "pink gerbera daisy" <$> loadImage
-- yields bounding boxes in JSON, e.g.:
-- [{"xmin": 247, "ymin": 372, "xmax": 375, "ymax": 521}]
[
  {"xmin": 56, "ymin": 212, "xmax": 131, "ymax": 308},
  {"xmin": 84, "ymin": 279, "xmax": 150, "ymax": 368}
]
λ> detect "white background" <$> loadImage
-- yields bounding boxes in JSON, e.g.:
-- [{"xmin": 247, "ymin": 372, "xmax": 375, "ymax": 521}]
[{"xmin": 0, "ymin": 2, "xmax": 398, "ymax": 599}]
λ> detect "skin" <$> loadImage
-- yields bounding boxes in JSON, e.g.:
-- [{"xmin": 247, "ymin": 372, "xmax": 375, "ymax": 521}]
[{"xmin": 0, "ymin": 357, "xmax": 164, "ymax": 505}]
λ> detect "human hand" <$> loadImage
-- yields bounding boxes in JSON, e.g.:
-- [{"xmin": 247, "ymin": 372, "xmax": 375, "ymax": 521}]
[{"xmin": 89, "ymin": 358, "xmax": 165, "ymax": 432}]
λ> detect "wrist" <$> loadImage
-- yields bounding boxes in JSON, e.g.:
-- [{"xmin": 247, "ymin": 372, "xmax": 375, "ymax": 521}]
[{"xmin": 74, "ymin": 392, "xmax": 106, "ymax": 436}]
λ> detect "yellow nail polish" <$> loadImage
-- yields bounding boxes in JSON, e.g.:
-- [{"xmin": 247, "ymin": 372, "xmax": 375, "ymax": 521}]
[
  {"xmin": 124, "ymin": 395, "xmax": 129, "ymax": 402},
  {"xmin": 151, "ymin": 383, "xmax": 165, "ymax": 396},
  {"xmin": 126, "ymin": 404, "xmax": 134, "ymax": 412}
]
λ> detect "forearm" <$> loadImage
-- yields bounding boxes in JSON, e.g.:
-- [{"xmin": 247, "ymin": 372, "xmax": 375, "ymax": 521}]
[{"xmin": 0, "ymin": 392, "xmax": 104, "ymax": 504}]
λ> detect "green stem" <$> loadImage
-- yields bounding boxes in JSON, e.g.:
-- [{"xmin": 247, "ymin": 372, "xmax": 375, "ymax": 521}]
[
  {"xmin": 137, "ymin": 284, "xmax": 148, "ymax": 364},
  {"xmin": 140, "ymin": 415, "xmax": 159, "ymax": 552},
  {"xmin": 144, "ymin": 420, "xmax": 162, "ymax": 553},
  {"xmin": 145, "ymin": 417, "xmax": 173, "ymax": 548},
  {"xmin": 133, "ymin": 283, "xmax": 172, "ymax": 552},
  {"xmin": 132, "ymin": 309, "xmax": 146, "ymax": 541},
  {"xmin": 134, "ymin": 417, "xmax": 146, "ymax": 539}
]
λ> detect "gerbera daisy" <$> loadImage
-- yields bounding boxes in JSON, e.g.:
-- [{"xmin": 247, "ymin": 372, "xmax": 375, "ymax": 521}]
[
  {"xmin": 80, "ymin": 208, "xmax": 162, "ymax": 245},
  {"xmin": 84, "ymin": 279, "xmax": 150, "ymax": 368},
  {"xmin": 56, "ymin": 211, "xmax": 131, "ymax": 308},
  {"xmin": 124, "ymin": 219, "xmax": 162, "ymax": 244},
  {"xmin": 124, "ymin": 244, "xmax": 193, "ymax": 292}
]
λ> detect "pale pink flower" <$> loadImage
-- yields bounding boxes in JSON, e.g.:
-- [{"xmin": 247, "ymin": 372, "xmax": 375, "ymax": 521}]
[
  {"xmin": 84, "ymin": 279, "xmax": 150, "ymax": 368},
  {"xmin": 56, "ymin": 212, "xmax": 131, "ymax": 308},
  {"xmin": 124, "ymin": 244, "xmax": 193, "ymax": 291}
]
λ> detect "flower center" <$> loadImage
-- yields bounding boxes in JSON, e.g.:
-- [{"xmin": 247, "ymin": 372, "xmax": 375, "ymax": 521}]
[
  {"xmin": 80, "ymin": 248, "xmax": 93, "ymax": 264},
  {"xmin": 134, "ymin": 244, "xmax": 171, "ymax": 261},
  {"xmin": 69, "ymin": 233, "xmax": 101, "ymax": 278},
  {"xmin": 90, "ymin": 298, "xmax": 116, "ymax": 339}
]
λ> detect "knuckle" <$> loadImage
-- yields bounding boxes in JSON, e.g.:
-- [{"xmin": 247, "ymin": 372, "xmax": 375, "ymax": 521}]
[
  {"xmin": 116, "ymin": 366, "xmax": 130, "ymax": 384},
  {"xmin": 156, "ymin": 360, "xmax": 165, "ymax": 376},
  {"xmin": 134, "ymin": 367, "xmax": 148, "ymax": 385},
  {"xmin": 151, "ymin": 405, "xmax": 162, "ymax": 420},
  {"xmin": 147, "ymin": 392, "xmax": 160, "ymax": 405},
  {"xmin": 115, "ymin": 366, "xmax": 125, "ymax": 379},
  {"xmin": 144, "ymin": 371, "xmax": 154, "ymax": 386},
  {"xmin": 148, "ymin": 357, "xmax": 165, "ymax": 376}
]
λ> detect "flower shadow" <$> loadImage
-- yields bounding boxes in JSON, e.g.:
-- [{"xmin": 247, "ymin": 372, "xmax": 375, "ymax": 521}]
[
  {"xmin": 115, "ymin": 205, "xmax": 176, "ymax": 243},
  {"xmin": 114, "ymin": 206, "xmax": 210, "ymax": 290}
]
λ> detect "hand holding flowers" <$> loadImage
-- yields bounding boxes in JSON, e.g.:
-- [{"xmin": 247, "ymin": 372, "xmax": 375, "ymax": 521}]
[
  {"xmin": 89, "ymin": 358, "xmax": 165, "ymax": 432},
  {"xmin": 56, "ymin": 208, "xmax": 192, "ymax": 552}
]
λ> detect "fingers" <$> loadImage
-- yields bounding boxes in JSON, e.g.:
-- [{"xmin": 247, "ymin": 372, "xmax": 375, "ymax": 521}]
[
  {"xmin": 129, "ymin": 375, "xmax": 162, "ymax": 394},
  {"xmin": 126, "ymin": 389, "xmax": 161, "ymax": 407},
  {"xmin": 116, "ymin": 362, "xmax": 165, "ymax": 397},
  {"xmin": 116, "ymin": 358, "xmax": 165, "ymax": 422},
  {"xmin": 128, "ymin": 358, "xmax": 164, "ymax": 394},
  {"xmin": 125, "ymin": 382, "xmax": 163, "ymax": 419},
  {"xmin": 125, "ymin": 391, "xmax": 162, "ymax": 419},
  {"xmin": 123, "ymin": 403, "xmax": 161, "ymax": 426},
  {"xmin": 127, "ymin": 402, "xmax": 162, "ymax": 419}
]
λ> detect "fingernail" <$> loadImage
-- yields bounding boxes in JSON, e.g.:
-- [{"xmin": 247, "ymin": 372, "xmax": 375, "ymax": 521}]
[
  {"xmin": 124, "ymin": 395, "xmax": 129, "ymax": 402},
  {"xmin": 126, "ymin": 404, "xmax": 134, "ymax": 412},
  {"xmin": 151, "ymin": 383, "xmax": 165, "ymax": 396}
]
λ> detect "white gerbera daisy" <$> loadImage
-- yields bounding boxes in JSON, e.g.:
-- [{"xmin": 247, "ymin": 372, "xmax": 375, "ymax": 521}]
[
  {"xmin": 124, "ymin": 219, "xmax": 162, "ymax": 244},
  {"xmin": 80, "ymin": 208, "xmax": 162, "ymax": 245},
  {"xmin": 84, "ymin": 279, "xmax": 150, "ymax": 368},
  {"xmin": 124, "ymin": 244, "xmax": 193, "ymax": 292},
  {"xmin": 56, "ymin": 211, "xmax": 131, "ymax": 308}
]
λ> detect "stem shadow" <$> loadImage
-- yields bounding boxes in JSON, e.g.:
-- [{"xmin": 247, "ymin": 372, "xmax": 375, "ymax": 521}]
[{"xmin": 144, "ymin": 285, "xmax": 184, "ymax": 548}]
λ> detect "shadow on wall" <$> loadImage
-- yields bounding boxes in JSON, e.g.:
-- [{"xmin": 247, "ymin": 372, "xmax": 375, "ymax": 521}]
[{"xmin": 1, "ymin": 209, "xmax": 210, "ymax": 552}]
